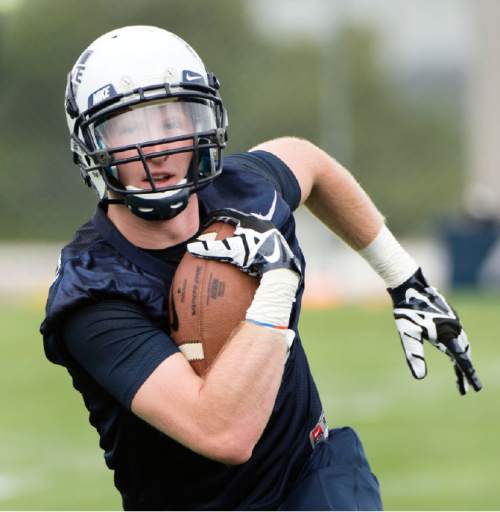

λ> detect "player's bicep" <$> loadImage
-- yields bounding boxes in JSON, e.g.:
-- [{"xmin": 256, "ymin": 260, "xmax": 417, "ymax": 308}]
[{"xmin": 250, "ymin": 137, "xmax": 330, "ymax": 205}]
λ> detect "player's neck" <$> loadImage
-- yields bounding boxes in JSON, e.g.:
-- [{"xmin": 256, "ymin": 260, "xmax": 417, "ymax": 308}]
[{"xmin": 107, "ymin": 195, "xmax": 200, "ymax": 250}]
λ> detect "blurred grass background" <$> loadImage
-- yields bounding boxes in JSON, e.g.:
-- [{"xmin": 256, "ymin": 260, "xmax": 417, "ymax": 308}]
[{"xmin": 1, "ymin": 295, "xmax": 498, "ymax": 510}]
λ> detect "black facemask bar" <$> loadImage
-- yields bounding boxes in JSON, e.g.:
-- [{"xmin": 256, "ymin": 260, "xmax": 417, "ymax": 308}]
[{"xmin": 73, "ymin": 128, "xmax": 224, "ymax": 195}]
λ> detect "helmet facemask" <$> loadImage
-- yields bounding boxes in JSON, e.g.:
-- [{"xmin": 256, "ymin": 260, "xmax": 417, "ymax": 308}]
[{"xmin": 74, "ymin": 93, "xmax": 225, "ymax": 220}]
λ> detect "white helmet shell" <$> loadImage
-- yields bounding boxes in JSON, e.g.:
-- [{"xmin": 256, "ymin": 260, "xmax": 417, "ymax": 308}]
[{"xmin": 68, "ymin": 26, "xmax": 209, "ymax": 124}]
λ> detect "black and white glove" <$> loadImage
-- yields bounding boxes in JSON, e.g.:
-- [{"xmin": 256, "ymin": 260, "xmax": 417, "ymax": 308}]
[
  {"xmin": 388, "ymin": 268, "xmax": 482, "ymax": 395},
  {"xmin": 187, "ymin": 209, "xmax": 302, "ymax": 279},
  {"xmin": 188, "ymin": 209, "xmax": 300, "ymax": 352}
]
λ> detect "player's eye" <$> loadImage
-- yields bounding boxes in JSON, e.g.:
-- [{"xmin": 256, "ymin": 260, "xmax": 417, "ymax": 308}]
[
  {"xmin": 162, "ymin": 118, "xmax": 183, "ymax": 131},
  {"xmin": 117, "ymin": 123, "xmax": 137, "ymax": 135}
]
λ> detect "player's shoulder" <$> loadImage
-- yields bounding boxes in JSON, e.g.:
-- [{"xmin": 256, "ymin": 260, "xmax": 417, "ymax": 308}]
[
  {"xmin": 199, "ymin": 150, "xmax": 301, "ymax": 227},
  {"xmin": 45, "ymin": 219, "xmax": 115, "ymax": 316},
  {"xmin": 42, "ymin": 215, "xmax": 168, "ymax": 341},
  {"xmin": 59, "ymin": 217, "xmax": 103, "ymax": 263},
  {"xmin": 46, "ymin": 209, "xmax": 165, "ymax": 318},
  {"xmin": 55, "ymin": 214, "xmax": 118, "ymax": 282},
  {"xmin": 222, "ymin": 150, "xmax": 296, "ymax": 195},
  {"xmin": 223, "ymin": 149, "xmax": 285, "ymax": 172}
]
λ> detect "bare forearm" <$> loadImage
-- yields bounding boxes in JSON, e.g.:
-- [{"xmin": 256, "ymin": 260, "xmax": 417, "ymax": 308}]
[
  {"xmin": 305, "ymin": 153, "xmax": 384, "ymax": 250},
  {"xmin": 198, "ymin": 321, "xmax": 287, "ymax": 452},
  {"xmin": 251, "ymin": 137, "xmax": 384, "ymax": 249}
]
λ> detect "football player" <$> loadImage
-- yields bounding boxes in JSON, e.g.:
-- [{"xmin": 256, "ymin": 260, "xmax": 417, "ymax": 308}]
[{"xmin": 41, "ymin": 26, "xmax": 481, "ymax": 510}]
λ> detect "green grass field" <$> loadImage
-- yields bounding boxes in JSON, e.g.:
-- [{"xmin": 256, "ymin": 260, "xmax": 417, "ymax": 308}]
[{"xmin": 1, "ymin": 294, "xmax": 499, "ymax": 510}]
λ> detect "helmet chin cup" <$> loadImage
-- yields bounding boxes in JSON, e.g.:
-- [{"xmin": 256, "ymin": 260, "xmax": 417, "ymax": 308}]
[{"xmin": 123, "ymin": 187, "xmax": 190, "ymax": 221}]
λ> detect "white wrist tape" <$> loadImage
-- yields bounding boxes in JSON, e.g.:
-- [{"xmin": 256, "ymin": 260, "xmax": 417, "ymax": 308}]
[
  {"xmin": 359, "ymin": 225, "xmax": 418, "ymax": 289},
  {"xmin": 245, "ymin": 268, "xmax": 299, "ymax": 330}
]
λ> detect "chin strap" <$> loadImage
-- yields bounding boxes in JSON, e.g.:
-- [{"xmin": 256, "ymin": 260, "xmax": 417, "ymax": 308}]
[
  {"xmin": 125, "ymin": 188, "xmax": 190, "ymax": 220},
  {"xmin": 101, "ymin": 187, "xmax": 190, "ymax": 221},
  {"xmin": 101, "ymin": 198, "xmax": 122, "ymax": 205}
]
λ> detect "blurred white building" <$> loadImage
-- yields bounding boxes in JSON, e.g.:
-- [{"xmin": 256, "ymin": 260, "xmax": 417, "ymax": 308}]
[{"xmin": 251, "ymin": 0, "xmax": 469, "ymax": 71}]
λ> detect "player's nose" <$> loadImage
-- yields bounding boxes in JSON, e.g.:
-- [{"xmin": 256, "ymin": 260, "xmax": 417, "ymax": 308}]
[{"xmin": 144, "ymin": 143, "xmax": 169, "ymax": 165}]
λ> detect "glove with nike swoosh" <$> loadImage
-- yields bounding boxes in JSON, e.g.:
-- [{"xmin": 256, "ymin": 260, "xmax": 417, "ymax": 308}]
[
  {"xmin": 188, "ymin": 209, "xmax": 301, "ymax": 278},
  {"xmin": 188, "ymin": 209, "xmax": 301, "ymax": 350},
  {"xmin": 389, "ymin": 268, "xmax": 482, "ymax": 395}
]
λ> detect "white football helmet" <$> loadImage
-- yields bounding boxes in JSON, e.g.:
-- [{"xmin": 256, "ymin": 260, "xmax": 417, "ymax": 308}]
[{"xmin": 65, "ymin": 26, "xmax": 227, "ymax": 220}]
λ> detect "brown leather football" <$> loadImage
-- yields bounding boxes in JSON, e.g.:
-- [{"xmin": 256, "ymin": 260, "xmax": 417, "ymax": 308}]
[{"xmin": 168, "ymin": 222, "xmax": 259, "ymax": 376}]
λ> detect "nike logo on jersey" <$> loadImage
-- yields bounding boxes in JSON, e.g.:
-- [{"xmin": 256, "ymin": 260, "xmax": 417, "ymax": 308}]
[{"xmin": 253, "ymin": 191, "xmax": 277, "ymax": 221}]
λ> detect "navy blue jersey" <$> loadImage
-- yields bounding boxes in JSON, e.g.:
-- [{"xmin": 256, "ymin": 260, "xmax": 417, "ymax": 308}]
[{"xmin": 41, "ymin": 151, "xmax": 325, "ymax": 510}]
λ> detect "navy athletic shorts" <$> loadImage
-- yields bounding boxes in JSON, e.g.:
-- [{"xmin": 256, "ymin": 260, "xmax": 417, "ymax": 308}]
[{"xmin": 279, "ymin": 427, "xmax": 383, "ymax": 511}]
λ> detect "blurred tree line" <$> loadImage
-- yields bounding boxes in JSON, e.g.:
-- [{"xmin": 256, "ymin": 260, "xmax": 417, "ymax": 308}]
[{"xmin": 0, "ymin": 0, "xmax": 464, "ymax": 240}]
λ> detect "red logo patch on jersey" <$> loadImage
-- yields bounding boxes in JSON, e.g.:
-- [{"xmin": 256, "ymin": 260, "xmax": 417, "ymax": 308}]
[{"xmin": 309, "ymin": 411, "xmax": 329, "ymax": 448}]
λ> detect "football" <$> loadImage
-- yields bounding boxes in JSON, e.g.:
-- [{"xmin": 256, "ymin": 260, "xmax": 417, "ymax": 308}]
[{"xmin": 168, "ymin": 222, "xmax": 258, "ymax": 376}]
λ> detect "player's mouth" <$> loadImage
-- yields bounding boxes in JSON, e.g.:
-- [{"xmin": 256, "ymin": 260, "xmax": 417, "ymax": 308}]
[
  {"xmin": 126, "ymin": 177, "xmax": 187, "ymax": 198},
  {"xmin": 141, "ymin": 173, "xmax": 176, "ymax": 189}
]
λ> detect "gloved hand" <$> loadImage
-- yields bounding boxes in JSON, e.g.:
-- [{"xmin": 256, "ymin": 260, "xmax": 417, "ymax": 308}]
[
  {"xmin": 388, "ymin": 268, "xmax": 482, "ymax": 395},
  {"xmin": 187, "ymin": 208, "xmax": 301, "ymax": 278},
  {"xmin": 188, "ymin": 209, "xmax": 301, "ymax": 353}
]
